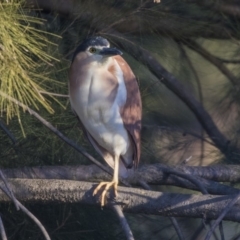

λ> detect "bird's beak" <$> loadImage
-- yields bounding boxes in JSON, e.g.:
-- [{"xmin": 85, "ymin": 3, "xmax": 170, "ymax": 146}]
[{"xmin": 99, "ymin": 47, "xmax": 123, "ymax": 57}]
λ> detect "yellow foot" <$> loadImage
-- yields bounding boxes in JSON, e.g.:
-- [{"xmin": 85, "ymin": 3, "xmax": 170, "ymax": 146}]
[{"xmin": 93, "ymin": 181, "xmax": 118, "ymax": 206}]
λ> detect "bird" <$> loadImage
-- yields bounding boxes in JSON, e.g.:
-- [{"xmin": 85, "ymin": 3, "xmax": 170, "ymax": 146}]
[{"xmin": 69, "ymin": 36, "xmax": 142, "ymax": 206}]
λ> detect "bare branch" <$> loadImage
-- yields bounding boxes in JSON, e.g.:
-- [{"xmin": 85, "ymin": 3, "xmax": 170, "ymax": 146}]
[
  {"xmin": 0, "ymin": 216, "xmax": 7, "ymax": 240},
  {"xmin": 0, "ymin": 183, "xmax": 51, "ymax": 240},
  {"xmin": 177, "ymin": 42, "xmax": 205, "ymax": 162},
  {"xmin": 38, "ymin": 91, "xmax": 69, "ymax": 98},
  {"xmin": 160, "ymin": 166, "xmax": 208, "ymax": 194},
  {"xmin": 170, "ymin": 217, "xmax": 185, "ymax": 240},
  {"xmin": 1, "ymin": 179, "xmax": 240, "ymax": 222},
  {"xmin": 216, "ymin": 58, "xmax": 240, "ymax": 64},
  {"xmin": 0, "ymin": 119, "xmax": 16, "ymax": 145},
  {"xmin": 139, "ymin": 172, "xmax": 185, "ymax": 240},
  {"xmin": 111, "ymin": 204, "xmax": 135, "ymax": 240},
  {"xmin": 16, "ymin": 200, "xmax": 51, "ymax": 240},
  {"xmin": 2, "ymin": 164, "xmax": 240, "ymax": 195},
  {"xmin": 205, "ymin": 193, "xmax": 240, "ymax": 240},
  {"xmin": 219, "ymin": 222, "xmax": 225, "ymax": 240},
  {"xmin": 182, "ymin": 39, "xmax": 240, "ymax": 87},
  {"xmin": 0, "ymin": 170, "xmax": 19, "ymax": 210}
]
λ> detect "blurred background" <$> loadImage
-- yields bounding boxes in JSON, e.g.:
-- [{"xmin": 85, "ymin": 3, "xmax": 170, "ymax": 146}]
[{"xmin": 1, "ymin": 0, "xmax": 240, "ymax": 239}]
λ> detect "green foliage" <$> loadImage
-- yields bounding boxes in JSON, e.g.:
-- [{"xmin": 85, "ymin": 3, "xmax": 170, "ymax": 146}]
[{"xmin": 0, "ymin": 1, "xmax": 60, "ymax": 125}]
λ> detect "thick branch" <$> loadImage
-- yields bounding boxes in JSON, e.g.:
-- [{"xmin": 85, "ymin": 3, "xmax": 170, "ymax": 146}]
[
  {"xmin": 2, "ymin": 164, "xmax": 240, "ymax": 195},
  {"xmin": 1, "ymin": 179, "xmax": 240, "ymax": 222}
]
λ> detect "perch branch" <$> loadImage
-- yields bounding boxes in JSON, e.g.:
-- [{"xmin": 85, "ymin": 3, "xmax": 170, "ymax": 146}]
[
  {"xmin": 1, "ymin": 179, "xmax": 240, "ymax": 222},
  {"xmin": 2, "ymin": 164, "xmax": 240, "ymax": 195}
]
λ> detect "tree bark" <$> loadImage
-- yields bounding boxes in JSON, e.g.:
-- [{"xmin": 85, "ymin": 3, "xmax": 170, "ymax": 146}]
[
  {"xmin": 2, "ymin": 164, "xmax": 240, "ymax": 195},
  {"xmin": 1, "ymin": 178, "xmax": 240, "ymax": 222}
]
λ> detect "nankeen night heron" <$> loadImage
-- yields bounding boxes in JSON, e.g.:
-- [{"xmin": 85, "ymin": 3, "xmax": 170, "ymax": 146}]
[{"xmin": 69, "ymin": 36, "xmax": 142, "ymax": 206}]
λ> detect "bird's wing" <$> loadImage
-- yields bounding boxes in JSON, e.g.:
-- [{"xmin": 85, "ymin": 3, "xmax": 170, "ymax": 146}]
[{"xmin": 114, "ymin": 55, "xmax": 142, "ymax": 168}]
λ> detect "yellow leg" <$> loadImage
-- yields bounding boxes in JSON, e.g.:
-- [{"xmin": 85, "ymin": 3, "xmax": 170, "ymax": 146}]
[{"xmin": 93, "ymin": 156, "xmax": 119, "ymax": 206}]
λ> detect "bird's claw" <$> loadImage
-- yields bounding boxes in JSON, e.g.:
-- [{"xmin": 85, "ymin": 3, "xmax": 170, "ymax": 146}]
[{"xmin": 93, "ymin": 181, "xmax": 118, "ymax": 206}]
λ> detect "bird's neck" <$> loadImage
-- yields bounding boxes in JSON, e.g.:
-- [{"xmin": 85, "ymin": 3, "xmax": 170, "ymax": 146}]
[{"xmin": 98, "ymin": 56, "xmax": 111, "ymax": 66}]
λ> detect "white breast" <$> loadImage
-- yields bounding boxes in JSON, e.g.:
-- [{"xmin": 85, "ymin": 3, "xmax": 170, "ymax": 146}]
[{"xmin": 70, "ymin": 59, "xmax": 130, "ymax": 156}]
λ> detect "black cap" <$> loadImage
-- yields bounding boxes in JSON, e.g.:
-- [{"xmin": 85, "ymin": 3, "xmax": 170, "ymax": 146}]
[{"xmin": 72, "ymin": 36, "xmax": 110, "ymax": 61}]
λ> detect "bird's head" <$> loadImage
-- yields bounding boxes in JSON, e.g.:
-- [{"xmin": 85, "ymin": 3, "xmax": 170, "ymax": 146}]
[{"xmin": 72, "ymin": 36, "xmax": 122, "ymax": 64}]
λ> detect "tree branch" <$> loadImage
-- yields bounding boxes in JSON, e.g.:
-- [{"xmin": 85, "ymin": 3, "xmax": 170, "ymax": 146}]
[
  {"xmin": 0, "ymin": 119, "xmax": 16, "ymax": 145},
  {"xmin": 1, "ymin": 179, "xmax": 240, "ymax": 222},
  {"xmin": 0, "ymin": 216, "xmax": 7, "ymax": 240},
  {"xmin": 111, "ymin": 204, "xmax": 135, "ymax": 240},
  {"xmin": 205, "ymin": 193, "xmax": 240, "ymax": 240},
  {"xmin": 0, "ymin": 180, "xmax": 51, "ymax": 240},
  {"xmin": 182, "ymin": 39, "xmax": 240, "ymax": 87},
  {"xmin": 2, "ymin": 164, "xmax": 240, "ymax": 195},
  {"xmin": 170, "ymin": 217, "xmax": 185, "ymax": 240}
]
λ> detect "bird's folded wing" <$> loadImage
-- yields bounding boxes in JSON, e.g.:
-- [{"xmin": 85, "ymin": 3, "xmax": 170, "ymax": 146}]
[{"xmin": 114, "ymin": 56, "xmax": 142, "ymax": 168}]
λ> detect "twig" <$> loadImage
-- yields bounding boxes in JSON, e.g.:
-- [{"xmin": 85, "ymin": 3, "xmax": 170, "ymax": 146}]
[
  {"xmin": 219, "ymin": 222, "xmax": 225, "ymax": 240},
  {"xmin": 170, "ymin": 217, "xmax": 185, "ymax": 240},
  {"xmin": 177, "ymin": 42, "xmax": 205, "ymax": 164},
  {"xmin": 138, "ymin": 179, "xmax": 151, "ymax": 190},
  {"xmin": 0, "ymin": 170, "xmax": 19, "ymax": 210},
  {"xmin": 50, "ymin": 209, "xmax": 71, "ymax": 234},
  {"xmin": 38, "ymin": 91, "xmax": 69, "ymax": 98},
  {"xmin": 190, "ymin": 221, "xmax": 205, "ymax": 240},
  {"xmin": 161, "ymin": 167, "xmax": 208, "ymax": 194},
  {"xmin": 16, "ymin": 200, "xmax": 51, "ymax": 240},
  {"xmin": 183, "ymin": 39, "xmax": 240, "ymax": 87},
  {"xmin": 0, "ymin": 216, "xmax": 7, "ymax": 240},
  {"xmin": 142, "ymin": 124, "xmax": 214, "ymax": 146},
  {"xmin": 205, "ymin": 193, "xmax": 240, "ymax": 240},
  {"xmin": 111, "ymin": 203, "xmax": 135, "ymax": 240},
  {"xmin": 0, "ymin": 119, "xmax": 16, "ymax": 145},
  {"xmin": 139, "ymin": 173, "xmax": 185, "ymax": 240},
  {"xmin": 0, "ymin": 184, "xmax": 51, "ymax": 240},
  {"xmin": 216, "ymin": 57, "xmax": 240, "ymax": 64}
]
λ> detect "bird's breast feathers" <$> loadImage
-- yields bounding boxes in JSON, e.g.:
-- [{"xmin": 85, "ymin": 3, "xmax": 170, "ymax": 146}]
[{"xmin": 70, "ymin": 58, "xmax": 130, "ymax": 155}]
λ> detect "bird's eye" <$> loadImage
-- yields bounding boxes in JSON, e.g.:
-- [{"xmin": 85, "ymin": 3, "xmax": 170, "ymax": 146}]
[{"xmin": 89, "ymin": 47, "xmax": 97, "ymax": 53}]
